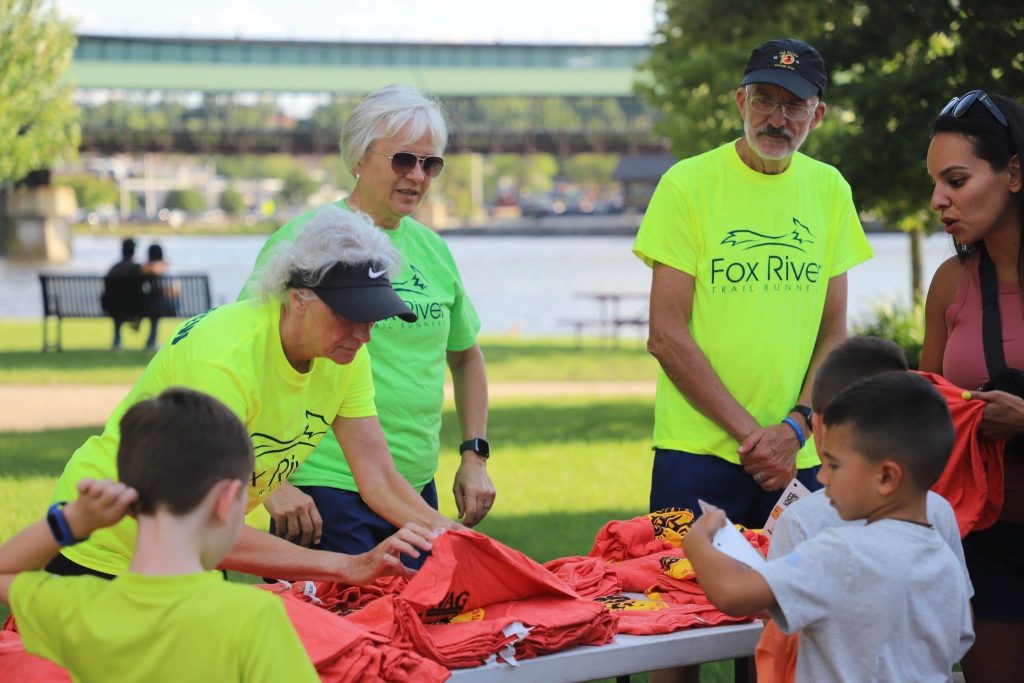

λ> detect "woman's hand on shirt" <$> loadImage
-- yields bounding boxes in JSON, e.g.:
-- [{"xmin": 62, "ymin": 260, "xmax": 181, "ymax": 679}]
[{"xmin": 972, "ymin": 390, "xmax": 1024, "ymax": 439}]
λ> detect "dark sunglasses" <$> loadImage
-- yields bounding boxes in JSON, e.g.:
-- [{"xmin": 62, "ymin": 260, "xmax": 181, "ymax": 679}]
[
  {"xmin": 940, "ymin": 89, "xmax": 1009, "ymax": 128},
  {"xmin": 374, "ymin": 151, "xmax": 445, "ymax": 178}
]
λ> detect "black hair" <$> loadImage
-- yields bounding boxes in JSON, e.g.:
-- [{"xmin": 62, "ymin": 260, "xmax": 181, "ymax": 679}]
[
  {"xmin": 121, "ymin": 238, "xmax": 136, "ymax": 259},
  {"xmin": 811, "ymin": 336, "xmax": 909, "ymax": 412},
  {"xmin": 931, "ymin": 93, "xmax": 1024, "ymax": 288},
  {"xmin": 823, "ymin": 372, "xmax": 953, "ymax": 490},
  {"xmin": 147, "ymin": 243, "xmax": 163, "ymax": 262},
  {"xmin": 117, "ymin": 387, "xmax": 253, "ymax": 515}
]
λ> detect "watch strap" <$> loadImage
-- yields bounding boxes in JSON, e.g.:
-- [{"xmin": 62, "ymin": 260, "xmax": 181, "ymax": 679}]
[
  {"xmin": 47, "ymin": 502, "xmax": 86, "ymax": 546},
  {"xmin": 791, "ymin": 404, "xmax": 813, "ymax": 433}
]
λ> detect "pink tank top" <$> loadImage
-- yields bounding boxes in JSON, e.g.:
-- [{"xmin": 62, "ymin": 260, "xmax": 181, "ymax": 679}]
[
  {"xmin": 942, "ymin": 252, "xmax": 1024, "ymax": 390},
  {"xmin": 942, "ymin": 251, "xmax": 1024, "ymax": 522}
]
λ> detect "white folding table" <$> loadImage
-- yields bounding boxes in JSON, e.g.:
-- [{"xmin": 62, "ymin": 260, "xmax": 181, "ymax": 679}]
[{"xmin": 448, "ymin": 621, "xmax": 763, "ymax": 682}]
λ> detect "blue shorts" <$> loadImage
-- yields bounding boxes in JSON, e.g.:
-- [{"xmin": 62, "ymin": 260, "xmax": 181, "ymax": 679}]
[
  {"xmin": 963, "ymin": 520, "xmax": 1024, "ymax": 622},
  {"xmin": 649, "ymin": 449, "xmax": 822, "ymax": 529},
  {"xmin": 273, "ymin": 480, "xmax": 439, "ymax": 570}
]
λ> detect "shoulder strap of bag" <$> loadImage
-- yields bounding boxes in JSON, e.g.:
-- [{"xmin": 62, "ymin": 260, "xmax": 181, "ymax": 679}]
[{"xmin": 978, "ymin": 243, "xmax": 1008, "ymax": 377}]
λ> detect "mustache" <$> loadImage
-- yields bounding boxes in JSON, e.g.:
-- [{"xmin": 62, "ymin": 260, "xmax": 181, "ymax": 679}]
[{"xmin": 757, "ymin": 124, "xmax": 792, "ymax": 139}]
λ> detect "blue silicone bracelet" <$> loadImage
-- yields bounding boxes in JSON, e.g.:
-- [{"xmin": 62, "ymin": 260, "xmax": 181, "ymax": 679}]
[
  {"xmin": 46, "ymin": 502, "xmax": 82, "ymax": 546},
  {"xmin": 781, "ymin": 417, "xmax": 807, "ymax": 449}
]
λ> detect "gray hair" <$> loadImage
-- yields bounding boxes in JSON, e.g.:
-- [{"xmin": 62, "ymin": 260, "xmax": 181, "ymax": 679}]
[
  {"xmin": 253, "ymin": 206, "xmax": 400, "ymax": 301},
  {"xmin": 340, "ymin": 84, "xmax": 449, "ymax": 172}
]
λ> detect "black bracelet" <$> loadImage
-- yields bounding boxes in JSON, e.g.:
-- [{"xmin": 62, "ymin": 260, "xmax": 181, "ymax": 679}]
[{"xmin": 791, "ymin": 404, "xmax": 813, "ymax": 433}]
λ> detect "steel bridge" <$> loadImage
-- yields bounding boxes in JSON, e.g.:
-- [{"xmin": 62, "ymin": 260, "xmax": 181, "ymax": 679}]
[{"xmin": 72, "ymin": 34, "xmax": 668, "ymax": 155}]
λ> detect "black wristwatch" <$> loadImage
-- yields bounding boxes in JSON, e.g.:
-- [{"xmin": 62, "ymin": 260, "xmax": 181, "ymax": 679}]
[
  {"xmin": 459, "ymin": 437, "xmax": 490, "ymax": 458},
  {"xmin": 790, "ymin": 404, "xmax": 813, "ymax": 433}
]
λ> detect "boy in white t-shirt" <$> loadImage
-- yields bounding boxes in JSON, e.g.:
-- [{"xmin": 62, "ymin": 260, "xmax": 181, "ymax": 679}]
[{"xmin": 685, "ymin": 371, "xmax": 974, "ymax": 682}]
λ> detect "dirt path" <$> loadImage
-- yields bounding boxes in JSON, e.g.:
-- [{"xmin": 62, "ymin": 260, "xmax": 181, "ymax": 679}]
[{"xmin": 0, "ymin": 381, "xmax": 655, "ymax": 432}]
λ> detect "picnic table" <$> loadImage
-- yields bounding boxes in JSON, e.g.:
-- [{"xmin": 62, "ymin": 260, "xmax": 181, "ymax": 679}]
[
  {"xmin": 562, "ymin": 291, "xmax": 649, "ymax": 348},
  {"xmin": 449, "ymin": 621, "xmax": 761, "ymax": 682}
]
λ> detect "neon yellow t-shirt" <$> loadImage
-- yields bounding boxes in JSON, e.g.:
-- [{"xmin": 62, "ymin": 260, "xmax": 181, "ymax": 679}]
[
  {"xmin": 10, "ymin": 570, "xmax": 318, "ymax": 683},
  {"xmin": 52, "ymin": 299, "xmax": 377, "ymax": 575},
  {"xmin": 633, "ymin": 140, "xmax": 873, "ymax": 466},
  {"xmin": 240, "ymin": 201, "xmax": 480, "ymax": 491}
]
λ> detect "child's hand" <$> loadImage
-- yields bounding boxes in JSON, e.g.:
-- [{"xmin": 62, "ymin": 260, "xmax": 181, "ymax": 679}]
[
  {"xmin": 63, "ymin": 479, "xmax": 138, "ymax": 540},
  {"xmin": 691, "ymin": 504, "xmax": 727, "ymax": 541}
]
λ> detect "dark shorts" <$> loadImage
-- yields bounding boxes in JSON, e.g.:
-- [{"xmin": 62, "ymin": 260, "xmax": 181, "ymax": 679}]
[
  {"xmin": 963, "ymin": 520, "xmax": 1024, "ymax": 622},
  {"xmin": 273, "ymin": 480, "xmax": 439, "ymax": 570},
  {"xmin": 650, "ymin": 449, "xmax": 822, "ymax": 529}
]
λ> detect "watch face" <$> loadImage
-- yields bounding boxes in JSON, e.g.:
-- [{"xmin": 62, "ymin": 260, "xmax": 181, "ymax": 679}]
[{"xmin": 462, "ymin": 438, "xmax": 489, "ymax": 456}]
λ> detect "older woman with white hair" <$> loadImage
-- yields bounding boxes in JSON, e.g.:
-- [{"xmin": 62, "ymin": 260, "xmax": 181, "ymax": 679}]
[
  {"xmin": 48, "ymin": 208, "xmax": 450, "ymax": 585},
  {"xmin": 240, "ymin": 84, "xmax": 493, "ymax": 566}
]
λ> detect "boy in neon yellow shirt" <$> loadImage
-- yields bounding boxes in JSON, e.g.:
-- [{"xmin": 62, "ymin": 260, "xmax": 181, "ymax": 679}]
[{"xmin": 0, "ymin": 388, "xmax": 319, "ymax": 683}]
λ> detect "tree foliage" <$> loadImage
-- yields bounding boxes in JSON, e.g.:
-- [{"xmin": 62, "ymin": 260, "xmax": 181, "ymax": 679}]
[
  {"xmin": 638, "ymin": 0, "xmax": 1024, "ymax": 231},
  {"xmin": 219, "ymin": 184, "xmax": 246, "ymax": 216},
  {"xmin": 0, "ymin": 0, "xmax": 79, "ymax": 184},
  {"xmin": 164, "ymin": 188, "xmax": 206, "ymax": 213},
  {"xmin": 55, "ymin": 173, "xmax": 118, "ymax": 211}
]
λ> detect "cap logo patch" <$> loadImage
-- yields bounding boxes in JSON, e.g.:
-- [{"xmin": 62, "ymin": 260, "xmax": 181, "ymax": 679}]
[
  {"xmin": 775, "ymin": 50, "xmax": 798, "ymax": 68},
  {"xmin": 368, "ymin": 267, "xmax": 386, "ymax": 279}
]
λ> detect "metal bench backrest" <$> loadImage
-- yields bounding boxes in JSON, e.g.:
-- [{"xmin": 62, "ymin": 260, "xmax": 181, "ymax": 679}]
[{"xmin": 38, "ymin": 273, "xmax": 212, "ymax": 351}]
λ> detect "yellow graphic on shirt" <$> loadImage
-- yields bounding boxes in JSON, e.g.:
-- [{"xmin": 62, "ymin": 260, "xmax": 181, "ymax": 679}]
[
  {"xmin": 647, "ymin": 507, "xmax": 695, "ymax": 546},
  {"xmin": 659, "ymin": 555, "xmax": 695, "ymax": 580},
  {"xmin": 451, "ymin": 608, "xmax": 486, "ymax": 623},
  {"xmin": 595, "ymin": 595, "xmax": 670, "ymax": 612}
]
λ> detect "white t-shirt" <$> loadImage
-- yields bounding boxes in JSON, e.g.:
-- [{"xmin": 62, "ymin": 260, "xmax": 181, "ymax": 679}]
[
  {"xmin": 769, "ymin": 489, "xmax": 973, "ymax": 598},
  {"xmin": 756, "ymin": 519, "xmax": 974, "ymax": 683}
]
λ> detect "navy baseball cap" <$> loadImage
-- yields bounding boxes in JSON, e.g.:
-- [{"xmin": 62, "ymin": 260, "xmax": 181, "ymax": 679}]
[
  {"xmin": 740, "ymin": 38, "xmax": 827, "ymax": 100},
  {"xmin": 290, "ymin": 261, "xmax": 417, "ymax": 323}
]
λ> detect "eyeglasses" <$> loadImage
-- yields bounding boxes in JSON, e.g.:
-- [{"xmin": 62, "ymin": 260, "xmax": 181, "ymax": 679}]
[
  {"xmin": 374, "ymin": 151, "xmax": 445, "ymax": 178},
  {"xmin": 746, "ymin": 94, "xmax": 818, "ymax": 122},
  {"xmin": 939, "ymin": 90, "xmax": 1008, "ymax": 128}
]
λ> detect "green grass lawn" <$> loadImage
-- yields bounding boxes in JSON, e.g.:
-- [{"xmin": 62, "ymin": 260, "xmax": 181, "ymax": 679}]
[{"xmin": 0, "ymin": 319, "xmax": 658, "ymax": 384}]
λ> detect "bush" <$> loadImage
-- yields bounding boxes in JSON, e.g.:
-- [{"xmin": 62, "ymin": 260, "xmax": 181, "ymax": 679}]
[
  {"xmin": 852, "ymin": 299, "xmax": 925, "ymax": 370},
  {"xmin": 164, "ymin": 188, "xmax": 206, "ymax": 213}
]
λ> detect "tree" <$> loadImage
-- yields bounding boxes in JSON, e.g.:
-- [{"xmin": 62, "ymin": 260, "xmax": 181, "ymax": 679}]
[
  {"xmin": 0, "ymin": 0, "xmax": 79, "ymax": 185},
  {"xmin": 164, "ymin": 188, "xmax": 206, "ymax": 213},
  {"xmin": 637, "ymin": 0, "xmax": 1024, "ymax": 297},
  {"xmin": 219, "ymin": 184, "xmax": 247, "ymax": 216},
  {"xmin": 55, "ymin": 173, "xmax": 118, "ymax": 211},
  {"xmin": 277, "ymin": 167, "xmax": 318, "ymax": 207}
]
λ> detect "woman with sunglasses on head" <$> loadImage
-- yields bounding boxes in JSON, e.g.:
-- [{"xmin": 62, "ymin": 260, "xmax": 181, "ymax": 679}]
[
  {"xmin": 920, "ymin": 90, "xmax": 1024, "ymax": 681},
  {"xmin": 239, "ymin": 84, "xmax": 493, "ymax": 569}
]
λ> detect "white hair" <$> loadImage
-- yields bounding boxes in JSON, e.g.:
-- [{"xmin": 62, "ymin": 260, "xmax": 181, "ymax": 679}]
[
  {"xmin": 340, "ymin": 84, "xmax": 449, "ymax": 171},
  {"xmin": 253, "ymin": 206, "xmax": 400, "ymax": 301}
]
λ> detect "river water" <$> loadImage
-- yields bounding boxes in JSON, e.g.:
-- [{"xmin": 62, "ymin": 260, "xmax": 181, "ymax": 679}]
[{"xmin": 0, "ymin": 231, "xmax": 957, "ymax": 335}]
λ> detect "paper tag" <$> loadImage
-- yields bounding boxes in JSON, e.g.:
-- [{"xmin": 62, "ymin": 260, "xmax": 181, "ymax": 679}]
[
  {"xmin": 762, "ymin": 477, "xmax": 813, "ymax": 536},
  {"xmin": 698, "ymin": 499, "xmax": 766, "ymax": 568}
]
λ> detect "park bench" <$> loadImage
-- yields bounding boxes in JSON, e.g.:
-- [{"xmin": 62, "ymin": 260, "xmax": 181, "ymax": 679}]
[{"xmin": 38, "ymin": 273, "xmax": 212, "ymax": 352}]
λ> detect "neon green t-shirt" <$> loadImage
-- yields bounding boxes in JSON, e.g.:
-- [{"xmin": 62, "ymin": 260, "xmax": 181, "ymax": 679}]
[
  {"xmin": 633, "ymin": 140, "xmax": 873, "ymax": 466},
  {"xmin": 10, "ymin": 570, "xmax": 318, "ymax": 683},
  {"xmin": 239, "ymin": 201, "xmax": 480, "ymax": 491},
  {"xmin": 52, "ymin": 299, "xmax": 377, "ymax": 575}
]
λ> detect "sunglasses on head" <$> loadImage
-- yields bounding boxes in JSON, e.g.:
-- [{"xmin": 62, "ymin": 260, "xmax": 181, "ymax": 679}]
[
  {"xmin": 374, "ymin": 151, "xmax": 445, "ymax": 178},
  {"xmin": 940, "ymin": 89, "xmax": 1009, "ymax": 128}
]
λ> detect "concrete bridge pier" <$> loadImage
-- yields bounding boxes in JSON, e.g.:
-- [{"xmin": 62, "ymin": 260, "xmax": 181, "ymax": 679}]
[{"xmin": 0, "ymin": 185, "xmax": 77, "ymax": 261}]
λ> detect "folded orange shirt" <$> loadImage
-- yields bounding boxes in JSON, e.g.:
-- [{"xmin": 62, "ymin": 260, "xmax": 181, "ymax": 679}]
[
  {"xmin": 543, "ymin": 556, "xmax": 621, "ymax": 598},
  {"xmin": 588, "ymin": 508, "xmax": 695, "ymax": 561}
]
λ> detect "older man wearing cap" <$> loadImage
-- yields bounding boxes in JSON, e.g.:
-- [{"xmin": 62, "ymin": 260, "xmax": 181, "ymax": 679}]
[
  {"xmin": 635, "ymin": 38, "xmax": 874, "ymax": 530},
  {"xmin": 47, "ymin": 207, "xmax": 455, "ymax": 586}
]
